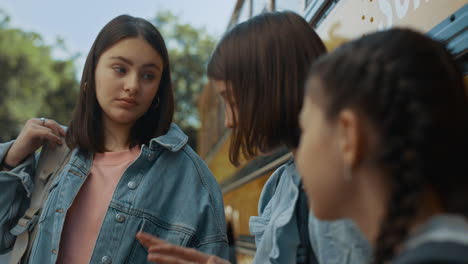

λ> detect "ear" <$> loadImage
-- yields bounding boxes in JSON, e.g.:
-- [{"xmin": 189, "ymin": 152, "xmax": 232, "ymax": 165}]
[{"xmin": 336, "ymin": 109, "xmax": 364, "ymax": 169}]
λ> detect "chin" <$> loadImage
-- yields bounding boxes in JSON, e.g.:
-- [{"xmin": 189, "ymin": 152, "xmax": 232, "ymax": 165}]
[
  {"xmin": 313, "ymin": 209, "xmax": 342, "ymax": 221},
  {"xmin": 113, "ymin": 113, "xmax": 143, "ymax": 124},
  {"xmin": 309, "ymin": 198, "xmax": 342, "ymax": 221}
]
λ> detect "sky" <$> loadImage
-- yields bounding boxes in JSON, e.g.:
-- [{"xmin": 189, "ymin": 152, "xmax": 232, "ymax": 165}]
[{"xmin": 0, "ymin": 0, "xmax": 238, "ymax": 74}]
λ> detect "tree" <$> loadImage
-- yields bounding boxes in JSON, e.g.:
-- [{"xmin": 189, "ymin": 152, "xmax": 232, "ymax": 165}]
[
  {"xmin": 151, "ymin": 11, "xmax": 217, "ymax": 150},
  {"xmin": 0, "ymin": 9, "xmax": 79, "ymax": 141},
  {"xmin": 0, "ymin": 10, "xmax": 216, "ymax": 148}
]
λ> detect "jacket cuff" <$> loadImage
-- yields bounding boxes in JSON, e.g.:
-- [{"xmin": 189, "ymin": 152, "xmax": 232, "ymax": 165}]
[{"xmin": 0, "ymin": 141, "xmax": 36, "ymax": 197}]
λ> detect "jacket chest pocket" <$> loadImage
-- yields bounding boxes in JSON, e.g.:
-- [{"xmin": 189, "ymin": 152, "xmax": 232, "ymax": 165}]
[{"xmin": 125, "ymin": 217, "xmax": 192, "ymax": 264}]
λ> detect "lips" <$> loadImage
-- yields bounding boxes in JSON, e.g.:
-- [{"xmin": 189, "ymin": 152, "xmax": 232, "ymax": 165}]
[{"xmin": 116, "ymin": 98, "xmax": 138, "ymax": 106}]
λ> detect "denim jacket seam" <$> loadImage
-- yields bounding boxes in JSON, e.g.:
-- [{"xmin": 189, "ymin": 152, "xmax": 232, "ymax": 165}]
[
  {"xmin": 181, "ymin": 147, "xmax": 224, "ymax": 234},
  {"xmin": 172, "ymin": 137, "xmax": 187, "ymax": 152},
  {"xmin": 68, "ymin": 169, "xmax": 84, "ymax": 178},
  {"xmin": 150, "ymin": 124, "xmax": 188, "ymax": 152},
  {"xmin": 69, "ymin": 158, "xmax": 90, "ymax": 176},
  {"xmin": 109, "ymin": 201, "xmax": 197, "ymax": 237},
  {"xmin": 195, "ymin": 239, "xmax": 229, "ymax": 248},
  {"xmin": 190, "ymin": 235, "xmax": 228, "ymax": 248}
]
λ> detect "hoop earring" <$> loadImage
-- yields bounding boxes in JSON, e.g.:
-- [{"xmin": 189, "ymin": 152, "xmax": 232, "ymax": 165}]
[{"xmin": 152, "ymin": 97, "xmax": 160, "ymax": 110}]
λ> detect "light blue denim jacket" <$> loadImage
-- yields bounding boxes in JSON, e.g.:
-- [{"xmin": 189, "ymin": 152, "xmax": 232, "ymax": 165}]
[
  {"xmin": 0, "ymin": 123, "xmax": 228, "ymax": 263},
  {"xmin": 249, "ymin": 159, "xmax": 371, "ymax": 264}
]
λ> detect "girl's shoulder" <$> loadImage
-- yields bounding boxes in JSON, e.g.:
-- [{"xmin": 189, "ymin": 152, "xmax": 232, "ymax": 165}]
[
  {"xmin": 394, "ymin": 242, "xmax": 468, "ymax": 264},
  {"xmin": 261, "ymin": 158, "xmax": 298, "ymax": 199},
  {"xmin": 147, "ymin": 123, "xmax": 220, "ymax": 198},
  {"xmin": 393, "ymin": 214, "xmax": 468, "ymax": 264}
]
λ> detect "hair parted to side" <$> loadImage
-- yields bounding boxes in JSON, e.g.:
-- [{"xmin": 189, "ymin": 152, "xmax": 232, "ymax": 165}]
[
  {"xmin": 65, "ymin": 15, "xmax": 174, "ymax": 153},
  {"xmin": 207, "ymin": 11, "xmax": 326, "ymax": 165},
  {"xmin": 306, "ymin": 28, "xmax": 468, "ymax": 263}
]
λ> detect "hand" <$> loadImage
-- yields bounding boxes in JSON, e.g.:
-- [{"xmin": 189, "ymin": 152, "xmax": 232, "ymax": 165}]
[
  {"xmin": 4, "ymin": 118, "xmax": 65, "ymax": 167},
  {"xmin": 136, "ymin": 232, "xmax": 231, "ymax": 264}
]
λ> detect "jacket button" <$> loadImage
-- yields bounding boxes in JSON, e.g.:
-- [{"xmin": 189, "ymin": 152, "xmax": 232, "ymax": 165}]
[
  {"xmin": 127, "ymin": 181, "xmax": 137, "ymax": 190},
  {"xmin": 101, "ymin": 256, "xmax": 112, "ymax": 264},
  {"xmin": 115, "ymin": 213, "xmax": 126, "ymax": 223}
]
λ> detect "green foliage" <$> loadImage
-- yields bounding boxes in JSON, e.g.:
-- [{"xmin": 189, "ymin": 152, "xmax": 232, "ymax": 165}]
[
  {"xmin": 0, "ymin": 9, "xmax": 216, "ymax": 149},
  {"xmin": 0, "ymin": 9, "xmax": 79, "ymax": 141},
  {"xmin": 151, "ymin": 11, "xmax": 217, "ymax": 149}
]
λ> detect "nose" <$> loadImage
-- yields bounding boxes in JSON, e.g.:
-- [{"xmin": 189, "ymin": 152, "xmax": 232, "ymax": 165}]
[{"xmin": 124, "ymin": 73, "xmax": 139, "ymax": 95}]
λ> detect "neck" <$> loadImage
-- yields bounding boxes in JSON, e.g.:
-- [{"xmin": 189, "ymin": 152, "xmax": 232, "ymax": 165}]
[
  {"xmin": 102, "ymin": 119, "xmax": 133, "ymax": 152},
  {"xmin": 348, "ymin": 170, "xmax": 444, "ymax": 248},
  {"xmin": 291, "ymin": 148, "xmax": 297, "ymax": 158},
  {"xmin": 408, "ymin": 189, "xmax": 444, "ymax": 234},
  {"xmin": 345, "ymin": 166, "xmax": 389, "ymax": 245}
]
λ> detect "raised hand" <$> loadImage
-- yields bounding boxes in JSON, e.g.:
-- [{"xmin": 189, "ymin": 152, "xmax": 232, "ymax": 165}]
[
  {"xmin": 136, "ymin": 232, "xmax": 231, "ymax": 264},
  {"xmin": 3, "ymin": 118, "xmax": 65, "ymax": 168}
]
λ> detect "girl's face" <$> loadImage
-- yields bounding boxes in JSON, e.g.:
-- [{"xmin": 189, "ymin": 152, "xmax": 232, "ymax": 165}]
[
  {"xmin": 296, "ymin": 90, "xmax": 353, "ymax": 220},
  {"xmin": 211, "ymin": 79, "xmax": 237, "ymax": 129},
  {"xmin": 94, "ymin": 37, "xmax": 163, "ymax": 129}
]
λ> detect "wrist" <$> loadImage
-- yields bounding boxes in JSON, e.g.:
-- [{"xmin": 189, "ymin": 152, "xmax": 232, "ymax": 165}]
[
  {"xmin": 3, "ymin": 150, "xmax": 23, "ymax": 169},
  {"xmin": 1, "ymin": 159, "xmax": 15, "ymax": 170}
]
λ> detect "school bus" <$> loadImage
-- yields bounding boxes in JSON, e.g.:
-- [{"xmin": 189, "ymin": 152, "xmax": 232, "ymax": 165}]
[{"xmin": 197, "ymin": 1, "xmax": 467, "ymax": 263}]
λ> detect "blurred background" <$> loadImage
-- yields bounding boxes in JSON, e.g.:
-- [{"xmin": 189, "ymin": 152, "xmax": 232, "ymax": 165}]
[
  {"xmin": 2, "ymin": 1, "xmax": 466, "ymax": 263},
  {"xmin": 0, "ymin": 0, "xmax": 237, "ymax": 149}
]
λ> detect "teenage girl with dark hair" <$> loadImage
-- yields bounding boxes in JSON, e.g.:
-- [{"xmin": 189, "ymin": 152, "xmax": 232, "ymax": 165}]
[
  {"xmin": 0, "ymin": 15, "xmax": 228, "ymax": 263},
  {"xmin": 137, "ymin": 11, "xmax": 371, "ymax": 264},
  {"xmin": 297, "ymin": 28, "xmax": 468, "ymax": 263}
]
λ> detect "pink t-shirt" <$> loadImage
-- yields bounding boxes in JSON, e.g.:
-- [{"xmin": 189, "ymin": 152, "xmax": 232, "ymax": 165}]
[{"xmin": 56, "ymin": 146, "xmax": 140, "ymax": 264}]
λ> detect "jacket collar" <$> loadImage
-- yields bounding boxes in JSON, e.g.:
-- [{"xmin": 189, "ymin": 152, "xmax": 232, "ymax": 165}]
[
  {"xmin": 149, "ymin": 123, "xmax": 188, "ymax": 152},
  {"xmin": 393, "ymin": 214, "xmax": 468, "ymax": 264},
  {"xmin": 406, "ymin": 214, "xmax": 468, "ymax": 249}
]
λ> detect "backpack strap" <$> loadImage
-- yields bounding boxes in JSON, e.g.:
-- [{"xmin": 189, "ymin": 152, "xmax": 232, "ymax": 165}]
[
  {"xmin": 296, "ymin": 181, "xmax": 318, "ymax": 264},
  {"xmin": 9, "ymin": 141, "xmax": 71, "ymax": 264}
]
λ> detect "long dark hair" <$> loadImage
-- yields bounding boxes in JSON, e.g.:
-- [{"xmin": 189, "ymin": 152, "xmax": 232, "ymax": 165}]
[
  {"xmin": 66, "ymin": 15, "xmax": 174, "ymax": 153},
  {"xmin": 307, "ymin": 28, "xmax": 468, "ymax": 263},
  {"xmin": 207, "ymin": 11, "xmax": 326, "ymax": 165}
]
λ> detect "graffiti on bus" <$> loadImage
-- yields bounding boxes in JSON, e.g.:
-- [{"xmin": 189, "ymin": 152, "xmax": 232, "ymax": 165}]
[{"xmin": 378, "ymin": 0, "xmax": 431, "ymax": 30}]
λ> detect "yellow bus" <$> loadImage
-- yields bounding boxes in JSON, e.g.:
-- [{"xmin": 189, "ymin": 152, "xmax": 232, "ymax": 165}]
[{"xmin": 197, "ymin": 1, "xmax": 467, "ymax": 262}]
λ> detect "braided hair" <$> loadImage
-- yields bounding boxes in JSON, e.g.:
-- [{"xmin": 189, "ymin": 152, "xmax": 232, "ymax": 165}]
[{"xmin": 306, "ymin": 28, "xmax": 468, "ymax": 263}]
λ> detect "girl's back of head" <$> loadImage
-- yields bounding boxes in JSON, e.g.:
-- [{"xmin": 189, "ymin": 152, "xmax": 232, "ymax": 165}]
[
  {"xmin": 306, "ymin": 28, "xmax": 468, "ymax": 263},
  {"xmin": 207, "ymin": 11, "xmax": 326, "ymax": 165}
]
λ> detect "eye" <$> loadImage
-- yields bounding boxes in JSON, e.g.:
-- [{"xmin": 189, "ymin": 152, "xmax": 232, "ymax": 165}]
[
  {"xmin": 112, "ymin": 66, "xmax": 126, "ymax": 74},
  {"xmin": 142, "ymin": 73, "xmax": 155, "ymax": 80}
]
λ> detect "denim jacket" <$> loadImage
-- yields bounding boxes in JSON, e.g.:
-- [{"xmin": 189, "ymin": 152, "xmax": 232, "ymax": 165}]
[
  {"xmin": 249, "ymin": 159, "xmax": 371, "ymax": 264},
  {"xmin": 393, "ymin": 214, "xmax": 468, "ymax": 264},
  {"xmin": 0, "ymin": 123, "xmax": 228, "ymax": 263}
]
